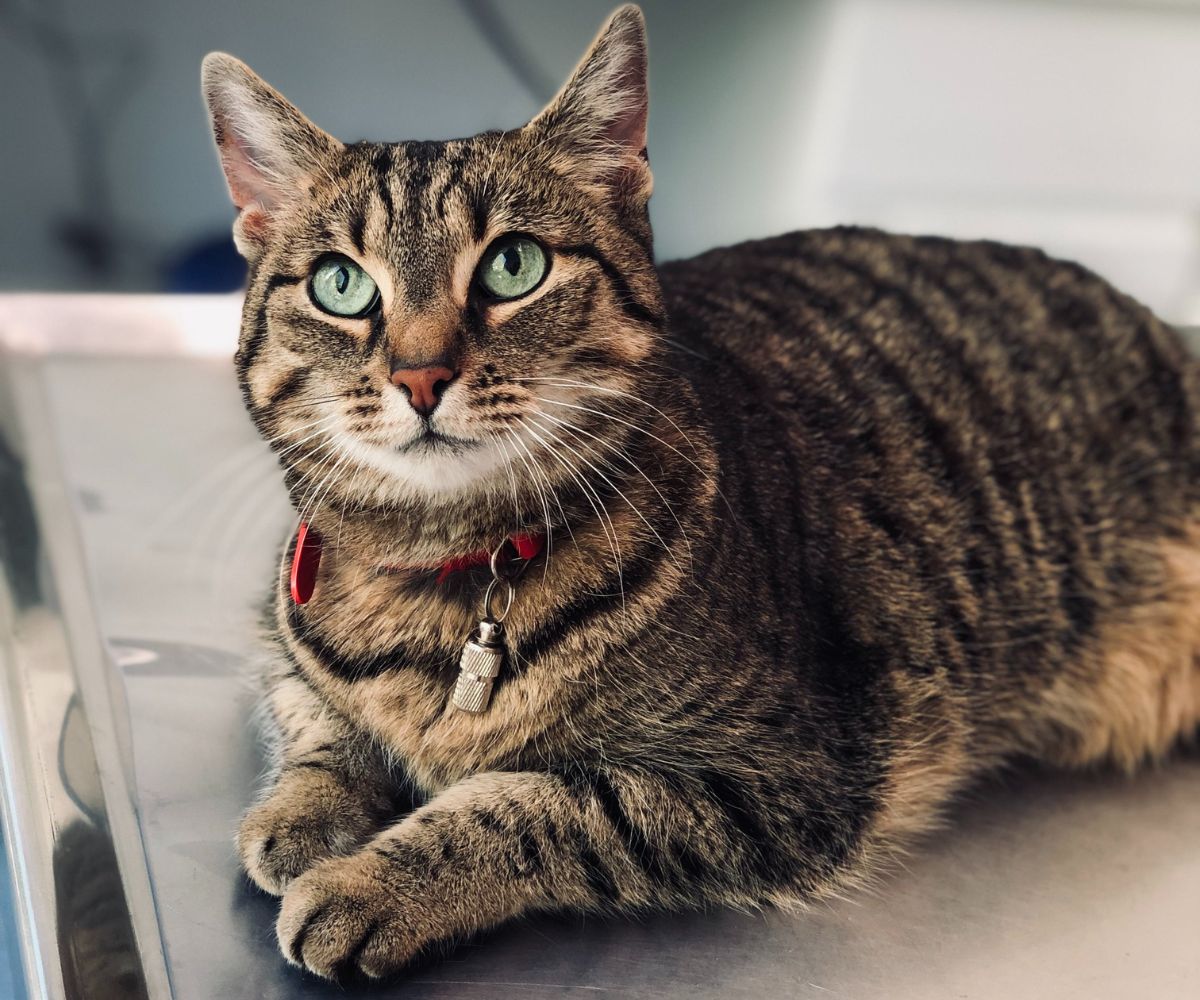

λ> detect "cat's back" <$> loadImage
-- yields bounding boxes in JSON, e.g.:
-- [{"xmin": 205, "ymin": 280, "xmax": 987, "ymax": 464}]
[
  {"xmin": 660, "ymin": 226, "xmax": 1195, "ymax": 419},
  {"xmin": 659, "ymin": 226, "xmax": 1200, "ymax": 529}
]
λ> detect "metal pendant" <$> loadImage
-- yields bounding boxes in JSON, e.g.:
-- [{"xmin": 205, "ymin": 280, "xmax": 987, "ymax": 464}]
[
  {"xmin": 451, "ymin": 618, "xmax": 506, "ymax": 713},
  {"xmin": 451, "ymin": 538, "xmax": 530, "ymax": 713}
]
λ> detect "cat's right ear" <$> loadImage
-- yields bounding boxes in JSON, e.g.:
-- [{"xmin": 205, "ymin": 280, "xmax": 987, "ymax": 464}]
[{"xmin": 201, "ymin": 53, "xmax": 342, "ymax": 257}]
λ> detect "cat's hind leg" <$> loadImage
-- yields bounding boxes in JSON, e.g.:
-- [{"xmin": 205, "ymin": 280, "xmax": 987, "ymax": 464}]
[{"xmin": 1030, "ymin": 522, "xmax": 1200, "ymax": 771}]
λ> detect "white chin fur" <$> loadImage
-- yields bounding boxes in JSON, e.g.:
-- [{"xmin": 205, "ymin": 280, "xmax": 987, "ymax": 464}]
[{"xmin": 337, "ymin": 431, "xmax": 516, "ymax": 504}]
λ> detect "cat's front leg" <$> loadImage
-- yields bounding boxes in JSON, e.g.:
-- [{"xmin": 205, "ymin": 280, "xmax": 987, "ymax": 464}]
[
  {"xmin": 238, "ymin": 665, "xmax": 404, "ymax": 895},
  {"xmin": 275, "ymin": 764, "xmax": 859, "ymax": 981}
]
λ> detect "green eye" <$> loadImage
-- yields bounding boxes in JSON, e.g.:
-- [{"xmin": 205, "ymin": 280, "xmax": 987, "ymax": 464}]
[
  {"xmin": 477, "ymin": 236, "xmax": 548, "ymax": 301},
  {"xmin": 309, "ymin": 255, "xmax": 379, "ymax": 317}
]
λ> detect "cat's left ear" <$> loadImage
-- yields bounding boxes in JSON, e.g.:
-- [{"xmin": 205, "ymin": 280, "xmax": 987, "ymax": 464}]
[
  {"xmin": 528, "ymin": 4, "xmax": 651, "ymax": 203},
  {"xmin": 201, "ymin": 53, "xmax": 343, "ymax": 256}
]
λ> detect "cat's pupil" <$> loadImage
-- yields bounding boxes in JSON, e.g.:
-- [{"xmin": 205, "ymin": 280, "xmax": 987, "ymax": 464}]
[
  {"xmin": 335, "ymin": 267, "xmax": 350, "ymax": 294},
  {"xmin": 502, "ymin": 248, "xmax": 521, "ymax": 276}
]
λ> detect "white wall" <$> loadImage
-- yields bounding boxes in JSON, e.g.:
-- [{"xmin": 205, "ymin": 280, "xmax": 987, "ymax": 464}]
[{"xmin": 798, "ymin": 0, "xmax": 1200, "ymax": 323}]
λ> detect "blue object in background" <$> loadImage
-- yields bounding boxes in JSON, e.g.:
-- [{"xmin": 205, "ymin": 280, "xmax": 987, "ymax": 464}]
[
  {"xmin": 164, "ymin": 233, "xmax": 246, "ymax": 293},
  {"xmin": 0, "ymin": 828, "xmax": 29, "ymax": 1000}
]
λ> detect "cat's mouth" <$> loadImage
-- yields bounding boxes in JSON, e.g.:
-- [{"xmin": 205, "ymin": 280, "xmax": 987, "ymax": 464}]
[{"xmin": 395, "ymin": 427, "xmax": 481, "ymax": 456}]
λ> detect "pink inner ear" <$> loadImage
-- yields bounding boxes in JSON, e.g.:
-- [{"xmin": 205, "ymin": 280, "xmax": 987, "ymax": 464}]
[
  {"xmin": 605, "ymin": 60, "xmax": 648, "ymax": 158},
  {"xmin": 608, "ymin": 106, "xmax": 647, "ymax": 160},
  {"xmin": 220, "ymin": 129, "xmax": 277, "ymax": 212}
]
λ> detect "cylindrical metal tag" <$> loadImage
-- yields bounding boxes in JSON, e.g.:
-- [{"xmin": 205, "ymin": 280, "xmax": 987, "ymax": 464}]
[{"xmin": 451, "ymin": 624, "xmax": 504, "ymax": 712}]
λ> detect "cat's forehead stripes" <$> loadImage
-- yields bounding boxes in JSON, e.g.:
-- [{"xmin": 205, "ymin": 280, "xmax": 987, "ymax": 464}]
[
  {"xmin": 319, "ymin": 138, "xmax": 499, "ymax": 311},
  {"xmin": 369, "ymin": 145, "xmax": 396, "ymax": 229}
]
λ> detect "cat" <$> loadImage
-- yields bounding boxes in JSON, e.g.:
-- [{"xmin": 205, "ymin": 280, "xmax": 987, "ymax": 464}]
[{"xmin": 201, "ymin": 4, "xmax": 1200, "ymax": 983}]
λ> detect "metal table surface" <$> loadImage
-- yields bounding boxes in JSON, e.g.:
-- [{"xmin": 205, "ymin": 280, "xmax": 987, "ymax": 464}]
[{"xmin": 0, "ymin": 295, "xmax": 1197, "ymax": 999}]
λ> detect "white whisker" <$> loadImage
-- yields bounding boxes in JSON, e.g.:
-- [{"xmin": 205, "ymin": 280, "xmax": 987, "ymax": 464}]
[
  {"xmin": 530, "ymin": 395, "xmax": 713, "ymax": 485},
  {"xmin": 534, "ymin": 407, "xmax": 693, "ymax": 567},
  {"xmin": 527, "ymin": 415, "xmax": 683, "ymax": 575},
  {"xmin": 520, "ymin": 419, "xmax": 625, "ymax": 611},
  {"xmin": 514, "ymin": 376, "xmax": 702, "ymax": 458},
  {"xmin": 506, "ymin": 427, "xmax": 563, "ymax": 581}
]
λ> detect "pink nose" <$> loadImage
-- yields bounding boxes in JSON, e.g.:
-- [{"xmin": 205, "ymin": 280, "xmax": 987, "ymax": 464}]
[{"xmin": 389, "ymin": 365, "xmax": 456, "ymax": 417}]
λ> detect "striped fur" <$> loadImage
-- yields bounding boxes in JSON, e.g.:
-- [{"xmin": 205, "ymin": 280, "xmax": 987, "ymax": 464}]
[{"xmin": 203, "ymin": 6, "xmax": 1200, "ymax": 982}]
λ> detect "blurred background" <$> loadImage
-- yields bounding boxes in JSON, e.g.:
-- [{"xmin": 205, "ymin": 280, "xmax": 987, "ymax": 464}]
[{"xmin": 3, "ymin": 0, "xmax": 1200, "ymax": 322}]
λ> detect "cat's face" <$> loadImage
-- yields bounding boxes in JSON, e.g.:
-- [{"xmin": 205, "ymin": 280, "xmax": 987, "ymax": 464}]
[{"xmin": 203, "ymin": 6, "xmax": 660, "ymax": 516}]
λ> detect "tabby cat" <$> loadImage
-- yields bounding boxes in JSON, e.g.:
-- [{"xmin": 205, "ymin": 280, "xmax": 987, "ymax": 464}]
[{"xmin": 201, "ymin": 5, "xmax": 1200, "ymax": 982}]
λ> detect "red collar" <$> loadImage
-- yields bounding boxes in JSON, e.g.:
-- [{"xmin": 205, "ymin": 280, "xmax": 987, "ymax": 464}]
[{"xmin": 289, "ymin": 522, "xmax": 544, "ymax": 605}]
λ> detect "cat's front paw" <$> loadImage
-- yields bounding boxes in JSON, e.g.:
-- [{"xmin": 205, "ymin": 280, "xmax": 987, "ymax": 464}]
[
  {"xmin": 276, "ymin": 850, "xmax": 435, "ymax": 982},
  {"xmin": 238, "ymin": 770, "xmax": 380, "ymax": 896}
]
